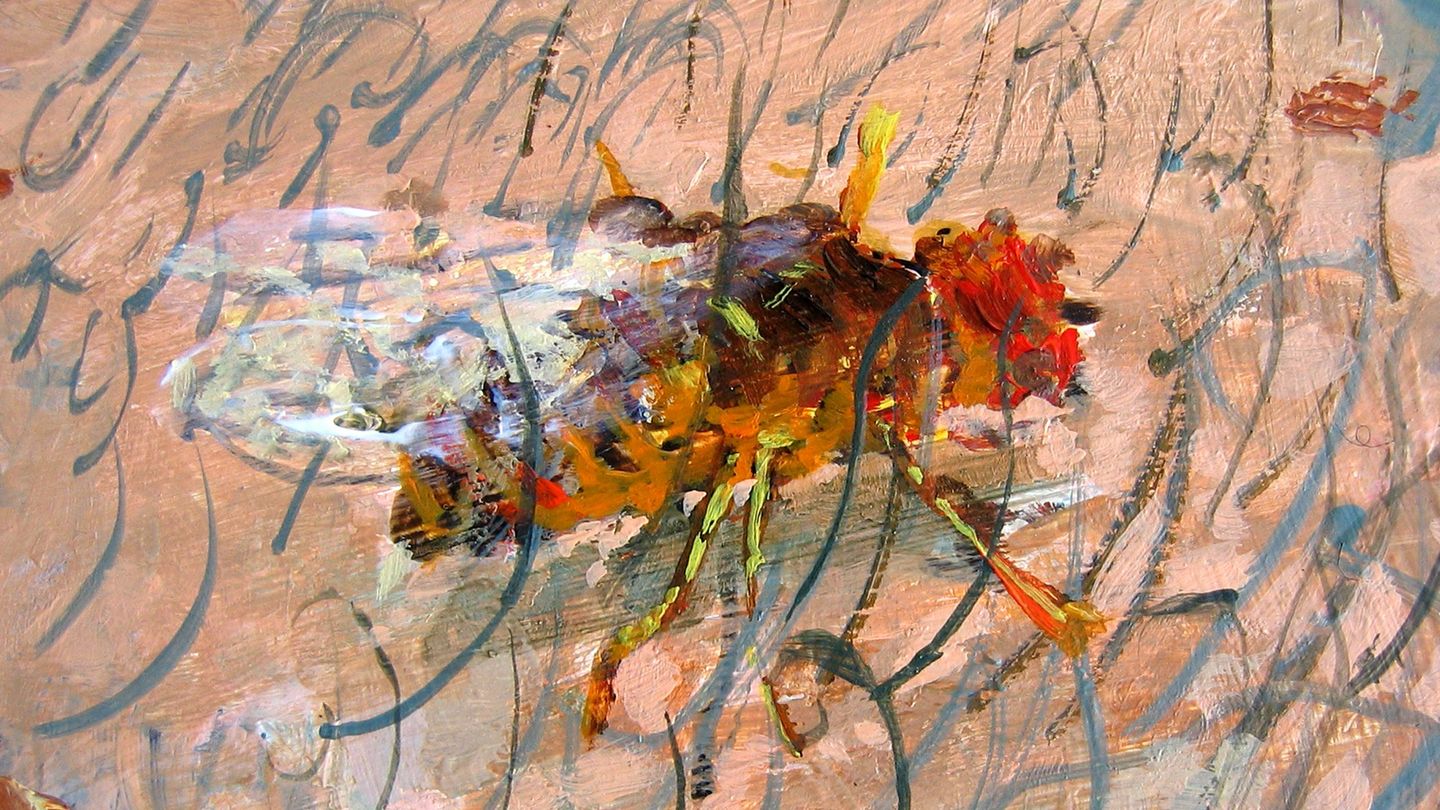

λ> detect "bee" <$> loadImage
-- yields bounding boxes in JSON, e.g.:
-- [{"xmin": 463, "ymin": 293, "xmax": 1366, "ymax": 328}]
[
  {"xmin": 170, "ymin": 105, "xmax": 1105, "ymax": 750},
  {"xmin": 384, "ymin": 106, "xmax": 1106, "ymax": 744}
]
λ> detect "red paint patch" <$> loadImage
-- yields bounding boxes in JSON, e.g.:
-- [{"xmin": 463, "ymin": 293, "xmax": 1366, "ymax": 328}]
[{"xmin": 1285, "ymin": 74, "xmax": 1419, "ymax": 137}]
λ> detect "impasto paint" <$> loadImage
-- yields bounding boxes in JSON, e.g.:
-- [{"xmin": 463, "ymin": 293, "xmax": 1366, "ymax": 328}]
[{"xmin": 4, "ymin": 1, "xmax": 1440, "ymax": 808}]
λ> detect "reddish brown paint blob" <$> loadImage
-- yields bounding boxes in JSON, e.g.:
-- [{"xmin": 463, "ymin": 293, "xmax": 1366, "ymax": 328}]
[{"xmin": 1285, "ymin": 74, "xmax": 1419, "ymax": 137}]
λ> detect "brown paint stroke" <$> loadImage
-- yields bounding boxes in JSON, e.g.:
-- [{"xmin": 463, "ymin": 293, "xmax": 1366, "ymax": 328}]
[
  {"xmin": 1285, "ymin": 74, "xmax": 1419, "ymax": 137},
  {"xmin": 0, "ymin": 776, "xmax": 70, "ymax": 809}
]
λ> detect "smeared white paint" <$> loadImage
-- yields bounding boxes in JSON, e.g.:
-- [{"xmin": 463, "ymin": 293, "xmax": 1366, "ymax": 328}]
[
  {"xmin": 732, "ymin": 478, "xmax": 756, "ymax": 509},
  {"xmin": 681, "ymin": 490, "xmax": 707, "ymax": 516},
  {"xmin": 1032, "ymin": 417, "xmax": 1086, "ymax": 476},
  {"xmin": 274, "ymin": 412, "xmax": 424, "ymax": 445},
  {"xmin": 852, "ymin": 720, "xmax": 888, "ymax": 748},
  {"xmin": 1252, "ymin": 320, "xmax": 1356, "ymax": 401},
  {"xmin": 376, "ymin": 541, "xmax": 418, "ymax": 602},
  {"xmin": 777, "ymin": 462, "xmax": 845, "ymax": 499},
  {"xmin": 1158, "ymin": 535, "xmax": 1255, "ymax": 599},
  {"xmin": 935, "ymin": 396, "xmax": 1072, "ymax": 447},
  {"xmin": 566, "ymin": 743, "xmax": 667, "ymax": 808},
  {"xmin": 552, "ymin": 514, "xmax": 648, "ymax": 558},
  {"xmin": 585, "ymin": 559, "xmax": 607, "ymax": 588},
  {"xmin": 1114, "ymin": 739, "xmax": 1203, "ymax": 808},
  {"xmin": 612, "ymin": 641, "xmax": 682, "ymax": 734},
  {"xmin": 811, "ymin": 733, "xmax": 855, "ymax": 767}
]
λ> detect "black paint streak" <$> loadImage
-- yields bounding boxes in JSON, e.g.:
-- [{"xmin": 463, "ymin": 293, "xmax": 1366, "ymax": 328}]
[
  {"xmin": 876, "ymin": 305, "xmax": 1023, "ymax": 700},
  {"xmin": 665, "ymin": 712, "xmax": 686, "ymax": 810},
  {"xmin": 837, "ymin": 472, "xmax": 902, "ymax": 653},
  {"xmin": 85, "ymin": 0, "xmax": 155, "ymax": 82},
  {"xmin": 906, "ymin": 0, "xmax": 998, "ymax": 223},
  {"xmin": 1093, "ymin": 74, "xmax": 1181, "ymax": 287},
  {"xmin": 1376, "ymin": 159, "xmax": 1402, "ymax": 301},
  {"xmin": 195, "ymin": 271, "xmax": 228, "ymax": 340},
  {"xmin": 21, "ymin": 54, "xmax": 140, "ymax": 192},
  {"xmin": 783, "ymin": 272, "xmax": 928, "ymax": 624},
  {"xmin": 278, "ymin": 104, "xmax": 340, "ymax": 209},
  {"xmin": 503, "ymin": 629, "xmax": 521, "ymax": 810},
  {"xmin": 270, "ymin": 443, "xmax": 331, "ymax": 554},
  {"xmin": 35, "ymin": 445, "xmax": 125, "ymax": 653},
  {"xmin": 1236, "ymin": 383, "xmax": 1339, "ymax": 509},
  {"xmin": 1058, "ymin": 23, "xmax": 1108, "ymax": 213},
  {"xmin": 816, "ymin": 0, "xmax": 851, "ymax": 62},
  {"xmin": 228, "ymin": 8, "xmax": 426, "ymax": 182},
  {"xmin": 124, "ymin": 218, "xmax": 155, "ymax": 264},
  {"xmin": 1, "ymin": 244, "xmax": 86, "ymax": 364},
  {"xmin": 712, "ymin": 65, "xmax": 749, "ymax": 299},
  {"xmin": 351, "ymin": 606, "xmax": 402, "ymax": 810},
  {"xmin": 875, "ymin": 692, "xmax": 911, "ymax": 810},
  {"xmin": 68, "ymin": 309, "xmax": 113, "ymax": 414},
  {"xmin": 111, "ymin": 61, "xmax": 191, "ymax": 178},
  {"xmin": 679, "ymin": 3, "xmax": 703, "ymax": 126},
  {"xmin": 1143, "ymin": 589, "xmax": 1240, "ymax": 617},
  {"xmin": 520, "ymin": 2, "xmax": 574, "ymax": 157},
  {"xmin": 980, "ymin": 76, "xmax": 1018, "ymax": 187},
  {"xmin": 75, "ymin": 171, "xmax": 204, "ymax": 476},
  {"xmin": 244, "ymin": 0, "xmax": 285, "ymax": 45},
  {"xmin": 147, "ymin": 727, "xmax": 167, "ymax": 809},
  {"xmin": 1204, "ymin": 218, "xmax": 1287, "ymax": 524},
  {"xmin": 1218, "ymin": 0, "xmax": 1275, "ymax": 194},
  {"xmin": 62, "ymin": 0, "xmax": 93, "ymax": 43}
]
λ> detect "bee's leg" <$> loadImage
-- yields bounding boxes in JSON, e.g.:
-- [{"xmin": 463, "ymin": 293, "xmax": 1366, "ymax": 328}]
[
  {"xmin": 888, "ymin": 442, "xmax": 1106, "ymax": 657},
  {"xmin": 581, "ymin": 464, "xmax": 737, "ymax": 744},
  {"xmin": 741, "ymin": 445, "xmax": 776, "ymax": 615},
  {"xmin": 738, "ymin": 442, "xmax": 809, "ymax": 757}
]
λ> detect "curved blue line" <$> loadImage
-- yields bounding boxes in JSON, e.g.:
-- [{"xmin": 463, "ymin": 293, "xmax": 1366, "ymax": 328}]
[
  {"xmin": 36, "ymin": 444, "xmax": 125, "ymax": 653},
  {"xmin": 1128, "ymin": 245, "xmax": 1377, "ymax": 736},
  {"xmin": 321, "ymin": 259, "xmax": 542, "ymax": 740},
  {"xmin": 35, "ymin": 450, "xmax": 218, "ymax": 737},
  {"xmin": 784, "ymin": 272, "xmax": 928, "ymax": 624}
]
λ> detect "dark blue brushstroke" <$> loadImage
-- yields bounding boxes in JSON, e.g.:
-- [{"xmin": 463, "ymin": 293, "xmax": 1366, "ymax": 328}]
[
  {"xmin": 35, "ymin": 450, "xmax": 218, "ymax": 737},
  {"xmin": 35, "ymin": 445, "xmax": 125, "ymax": 653},
  {"xmin": 783, "ymin": 272, "xmax": 928, "ymax": 624},
  {"xmin": 111, "ymin": 61, "xmax": 190, "ymax": 178}
]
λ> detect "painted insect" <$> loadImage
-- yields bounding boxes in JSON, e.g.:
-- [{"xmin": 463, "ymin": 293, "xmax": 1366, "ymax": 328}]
[
  {"xmin": 168, "ymin": 104, "xmax": 1105, "ymax": 750},
  {"xmin": 379, "ymin": 106, "xmax": 1105, "ymax": 744}
]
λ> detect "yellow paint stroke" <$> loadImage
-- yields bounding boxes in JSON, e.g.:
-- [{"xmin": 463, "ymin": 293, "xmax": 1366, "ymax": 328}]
[
  {"xmin": 708, "ymin": 296, "xmax": 764, "ymax": 342},
  {"xmin": 595, "ymin": 140, "xmax": 635, "ymax": 196},
  {"xmin": 840, "ymin": 104, "xmax": 900, "ymax": 234},
  {"xmin": 934, "ymin": 495, "xmax": 1105, "ymax": 657},
  {"xmin": 762, "ymin": 679, "xmax": 805, "ymax": 757},
  {"xmin": 768, "ymin": 161, "xmax": 811, "ymax": 179},
  {"xmin": 582, "ymin": 477, "xmax": 735, "ymax": 743}
]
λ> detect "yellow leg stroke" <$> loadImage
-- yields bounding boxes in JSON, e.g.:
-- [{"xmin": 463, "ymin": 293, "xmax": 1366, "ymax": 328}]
[{"xmin": 581, "ymin": 471, "xmax": 734, "ymax": 743}]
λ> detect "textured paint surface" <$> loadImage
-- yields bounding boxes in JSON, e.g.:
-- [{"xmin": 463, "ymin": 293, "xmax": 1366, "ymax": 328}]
[{"xmin": 3, "ymin": 1, "xmax": 1440, "ymax": 807}]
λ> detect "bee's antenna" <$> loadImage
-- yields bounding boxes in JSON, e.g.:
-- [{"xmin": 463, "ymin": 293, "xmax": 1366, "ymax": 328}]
[{"xmin": 594, "ymin": 140, "xmax": 635, "ymax": 197}]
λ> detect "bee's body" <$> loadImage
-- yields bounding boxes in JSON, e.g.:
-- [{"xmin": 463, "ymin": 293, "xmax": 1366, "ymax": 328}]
[
  {"xmin": 171, "ymin": 107, "xmax": 1104, "ymax": 748},
  {"xmin": 387, "ymin": 116, "xmax": 1104, "ymax": 743}
]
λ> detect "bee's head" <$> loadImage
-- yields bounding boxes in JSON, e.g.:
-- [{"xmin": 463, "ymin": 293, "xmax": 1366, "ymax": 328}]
[{"xmin": 913, "ymin": 209, "xmax": 1099, "ymax": 409}]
